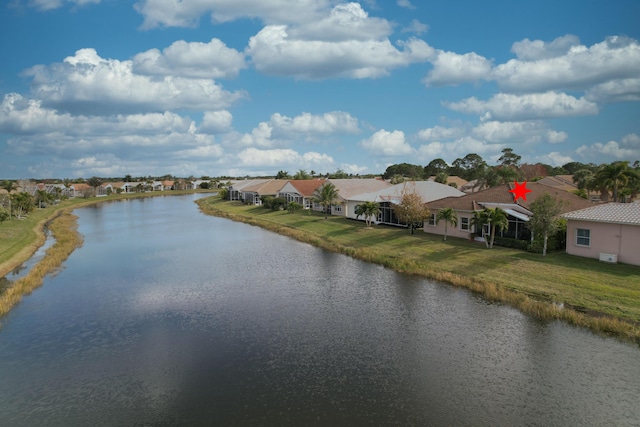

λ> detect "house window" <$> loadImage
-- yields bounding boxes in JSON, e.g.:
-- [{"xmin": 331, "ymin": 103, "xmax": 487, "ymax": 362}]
[
  {"xmin": 576, "ymin": 228, "xmax": 590, "ymax": 247},
  {"xmin": 333, "ymin": 204, "xmax": 342, "ymax": 213},
  {"xmin": 460, "ymin": 217, "xmax": 470, "ymax": 231},
  {"xmin": 428, "ymin": 213, "xmax": 436, "ymax": 226}
]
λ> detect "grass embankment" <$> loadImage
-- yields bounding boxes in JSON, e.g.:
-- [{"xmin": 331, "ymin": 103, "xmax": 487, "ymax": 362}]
[
  {"xmin": 198, "ymin": 196, "xmax": 640, "ymax": 344},
  {"xmin": 0, "ymin": 211, "xmax": 82, "ymax": 318},
  {"xmin": 0, "ymin": 190, "xmax": 214, "ymax": 319}
]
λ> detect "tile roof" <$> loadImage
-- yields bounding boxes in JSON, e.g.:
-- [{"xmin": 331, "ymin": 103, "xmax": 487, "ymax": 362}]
[
  {"xmin": 328, "ymin": 178, "xmax": 391, "ymax": 200},
  {"xmin": 425, "ymin": 182, "xmax": 593, "ymax": 214},
  {"xmin": 287, "ymin": 179, "xmax": 326, "ymax": 197},
  {"xmin": 352, "ymin": 180, "xmax": 464, "ymax": 203},
  {"xmin": 242, "ymin": 179, "xmax": 286, "ymax": 195},
  {"xmin": 562, "ymin": 203, "xmax": 640, "ymax": 225}
]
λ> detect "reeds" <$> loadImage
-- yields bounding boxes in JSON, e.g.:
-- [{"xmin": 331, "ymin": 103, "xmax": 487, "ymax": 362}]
[{"xmin": 0, "ymin": 211, "xmax": 83, "ymax": 320}]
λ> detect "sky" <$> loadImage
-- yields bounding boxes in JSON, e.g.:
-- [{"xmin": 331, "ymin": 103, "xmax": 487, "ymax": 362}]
[{"xmin": 1, "ymin": 0, "xmax": 639, "ymax": 179}]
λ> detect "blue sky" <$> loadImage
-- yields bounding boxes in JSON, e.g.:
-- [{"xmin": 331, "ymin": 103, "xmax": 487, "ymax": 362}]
[{"xmin": 1, "ymin": 0, "xmax": 639, "ymax": 179}]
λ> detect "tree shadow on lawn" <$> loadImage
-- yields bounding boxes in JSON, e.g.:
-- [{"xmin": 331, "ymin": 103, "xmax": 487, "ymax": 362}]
[{"xmin": 510, "ymin": 251, "xmax": 640, "ymax": 279}]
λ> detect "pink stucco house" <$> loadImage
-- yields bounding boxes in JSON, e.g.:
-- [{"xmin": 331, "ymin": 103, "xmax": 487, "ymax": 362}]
[{"xmin": 562, "ymin": 203, "xmax": 640, "ymax": 266}]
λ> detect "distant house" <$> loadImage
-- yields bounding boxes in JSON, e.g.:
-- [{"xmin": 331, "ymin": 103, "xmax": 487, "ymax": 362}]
[
  {"xmin": 278, "ymin": 179, "xmax": 326, "ymax": 209},
  {"xmin": 427, "ymin": 175, "xmax": 468, "ymax": 190},
  {"xmin": 537, "ymin": 175, "xmax": 602, "ymax": 202},
  {"xmin": 562, "ymin": 203, "xmax": 640, "ymax": 266},
  {"xmin": 348, "ymin": 180, "xmax": 465, "ymax": 226},
  {"xmin": 424, "ymin": 182, "xmax": 593, "ymax": 242}
]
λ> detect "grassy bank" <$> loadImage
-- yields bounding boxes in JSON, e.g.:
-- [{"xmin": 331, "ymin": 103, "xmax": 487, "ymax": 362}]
[
  {"xmin": 0, "ymin": 211, "xmax": 83, "ymax": 318},
  {"xmin": 197, "ymin": 196, "xmax": 640, "ymax": 344}
]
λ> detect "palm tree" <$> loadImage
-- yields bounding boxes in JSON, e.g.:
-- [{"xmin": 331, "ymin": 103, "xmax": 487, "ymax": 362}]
[
  {"xmin": 596, "ymin": 161, "xmax": 632, "ymax": 202},
  {"xmin": 436, "ymin": 208, "xmax": 458, "ymax": 241},
  {"xmin": 355, "ymin": 201, "xmax": 380, "ymax": 227},
  {"xmin": 481, "ymin": 207, "xmax": 509, "ymax": 249},
  {"xmin": 313, "ymin": 183, "xmax": 339, "ymax": 219}
]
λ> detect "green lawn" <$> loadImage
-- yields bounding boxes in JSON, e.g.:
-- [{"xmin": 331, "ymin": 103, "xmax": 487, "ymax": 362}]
[{"xmin": 198, "ymin": 197, "xmax": 640, "ymax": 335}]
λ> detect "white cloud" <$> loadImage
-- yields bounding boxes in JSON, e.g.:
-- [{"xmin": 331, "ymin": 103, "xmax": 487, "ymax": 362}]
[
  {"xmin": 132, "ymin": 38, "xmax": 246, "ymax": 79},
  {"xmin": 288, "ymin": 3, "xmax": 392, "ymax": 42},
  {"xmin": 493, "ymin": 36, "xmax": 640, "ymax": 92},
  {"xmin": 416, "ymin": 136, "xmax": 502, "ymax": 164},
  {"xmin": 402, "ymin": 19, "xmax": 428, "ymax": 35},
  {"xmin": 510, "ymin": 35, "xmax": 581, "ymax": 61},
  {"xmin": 24, "ymin": 48, "xmax": 245, "ymax": 114},
  {"xmin": 21, "ymin": 0, "xmax": 100, "ymax": 11},
  {"xmin": 340, "ymin": 163, "xmax": 368, "ymax": 174},
  {"xmin": 417, "ymin": 125, "xmax": 467, "ymax": 141},
  {"xmin": 445, "ymin": 91, "xmax": 599, "ymax": 121},
  {"xmin": 134, "ymin": 0, "xmax": 330, "ymax": 29},
  {"xmin": 585, "ymin": 77, "xmax": 640, "ymax": 103},
  {"xmin": 535, "ymin": 152, "xmax": 574, "ymax": 167},
  {"xmin": 360, "ymin": 129, "xmax": 413, "ymax": 156},
  {"xmin": 246, "ymin": 25, "xmax": 434, "ymax": 79},
  {"xmin": 423, "ymin": 50, "xmax": 492, "ymax": 86},
  {"xmin": 199, "ymin": 111, "xmax": 233, "ymax": 134},
  {"xmin": 576, "ymin": 133, "xmax": 640, "ymax": 161},
  {"xmin": 472, "ymin": 120, "xmax": 567, "ymax": 144},
  {"xmin": 236, "ymin": 147, "xmax": 334, "ymax": 169},
  {"xmin": 269, "ymin": 111, "xmax": 359, "ymax": 135},
  {"xmin": 397, "ymin": 0, "xmax": 415, "ymax": 10}
]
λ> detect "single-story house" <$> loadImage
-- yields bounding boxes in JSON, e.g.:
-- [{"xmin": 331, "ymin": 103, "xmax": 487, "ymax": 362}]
[
  {"xmin": 241, "ymin": 179, "xmax": 287, "ymax": 205},
  {"xmin": 348, "ymin": 181, "xmax": 465, "ymax": 226},
  {"xmin": 562, "ymin": 203, "xmax": 640, "ymax": 266},
  {"xmin": 424, "ymin": 182, "xmax": 593, "ymax": 241},
  {"xmin": 318, "ymin": 178, "xmax": 391, "ymax": 217},
  {"xmin": 278, "ymin": 179, "xmax": 326, "ymax": 209},
  {"xmin": 227, "ymin": 179, "xmax": 271, "ymax": 201}
]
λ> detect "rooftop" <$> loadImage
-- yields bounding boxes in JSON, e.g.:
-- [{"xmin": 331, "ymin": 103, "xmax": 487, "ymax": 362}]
[{"xmin": 562, "ymin": 203, "xmax": 640, "ymax": 225}]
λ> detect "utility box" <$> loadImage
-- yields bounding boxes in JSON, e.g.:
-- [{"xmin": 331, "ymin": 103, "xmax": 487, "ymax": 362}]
[{"xmin": 599, "ymin": 253, "xmax": 618, "ymax": 263}]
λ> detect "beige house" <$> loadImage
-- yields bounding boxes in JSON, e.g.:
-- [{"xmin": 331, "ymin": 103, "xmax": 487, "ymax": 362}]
[
  {"xmin": 425, "ymin": 182, "xmax": 593, "ymax": 242},
  {"xmin": 320, "ymin": 179, "xmax": 391, "ymax": 217},
  {"xmin": 563, "ymin": 203, "xmax": 640, "ymax": 266}
]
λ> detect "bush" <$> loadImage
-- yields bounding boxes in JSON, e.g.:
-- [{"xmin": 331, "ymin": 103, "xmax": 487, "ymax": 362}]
[
  {"xmin": 492, "ymin": 236, "xmax": 530, "ymax": 251},
  {"xmin": 288, "ymin": 202, "xmax": 302, "ymax": 213}
]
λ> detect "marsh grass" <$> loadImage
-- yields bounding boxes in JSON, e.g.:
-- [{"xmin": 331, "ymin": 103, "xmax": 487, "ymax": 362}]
[{"xmin": 198, "ymin": 197, "xmax": 640, "ymax": 344}]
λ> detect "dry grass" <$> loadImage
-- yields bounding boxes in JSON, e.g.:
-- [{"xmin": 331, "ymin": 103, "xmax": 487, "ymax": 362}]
[{"xmin": 0, "ymin": 211, "xmax": 83, "ymax": 319}]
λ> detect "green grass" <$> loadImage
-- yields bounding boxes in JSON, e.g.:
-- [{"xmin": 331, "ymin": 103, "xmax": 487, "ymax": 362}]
[{"xmin": 198, "ymin": 197, "xmax": 640, "ymax": 344}]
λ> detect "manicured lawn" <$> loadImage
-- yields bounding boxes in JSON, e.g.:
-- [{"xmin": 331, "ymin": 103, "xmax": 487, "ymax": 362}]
[{"xmin": 198, "ymin": 197, "xmax": 640, "ymax": 333}]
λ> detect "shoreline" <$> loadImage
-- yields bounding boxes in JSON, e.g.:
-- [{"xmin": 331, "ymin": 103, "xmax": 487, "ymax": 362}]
[{"xmin": 196, "ymin": 197, "xmax": 640, "ymax": 345}]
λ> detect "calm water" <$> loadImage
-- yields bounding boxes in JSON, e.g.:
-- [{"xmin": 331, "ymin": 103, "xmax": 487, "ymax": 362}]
[{"xmin": 0, "ymin": 195, "xmax": 638, "ymax": 426}]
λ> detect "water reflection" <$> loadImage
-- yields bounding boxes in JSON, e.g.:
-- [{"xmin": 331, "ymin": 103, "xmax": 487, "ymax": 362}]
[{"xmin": 0, "ymin": 194, "xmax": 638, "ymax": 426}]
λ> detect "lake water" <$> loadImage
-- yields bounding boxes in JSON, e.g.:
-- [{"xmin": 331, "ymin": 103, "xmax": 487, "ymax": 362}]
[{"xmin": 0, "ymin": 194, "xmax": 638, "ymax": 426}]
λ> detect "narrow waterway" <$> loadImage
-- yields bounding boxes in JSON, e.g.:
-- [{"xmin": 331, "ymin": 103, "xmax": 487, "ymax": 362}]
[{"xmin": 0, "ymin": 194, "xmax": 638, "ymax": 426}]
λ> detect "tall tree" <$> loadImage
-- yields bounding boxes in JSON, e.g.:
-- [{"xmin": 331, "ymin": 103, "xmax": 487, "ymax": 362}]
[
  {"xmin": 392, "ymin": 184, "xmax": 429, "ymax": 234},
  {"xmin": 424, "ymin": 158, "xmax": 449, "ymax": 177},
  {"xmin": 528, "ymin": 193, "xmax": 563, "ymax": 256},
  {"xmin": 313, "ymin": 183, "xmax": 339, "ymax": 219},
  {"xmin": 436, "ymin": 208, "xmax": 458, "ymax": 241},
  {"xmin": 87, "ymin": 176, "xmax": 103, "ymax": 196},
  {"xmin": 498, "ymin": 148, "xmax": 522, "ymax": 168}
]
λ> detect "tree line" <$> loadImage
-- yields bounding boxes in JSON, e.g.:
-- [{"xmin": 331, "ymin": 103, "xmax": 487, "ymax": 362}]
[{"xmin": 382, "ymin": 148, "xmax": 640, "ymax": 201}]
